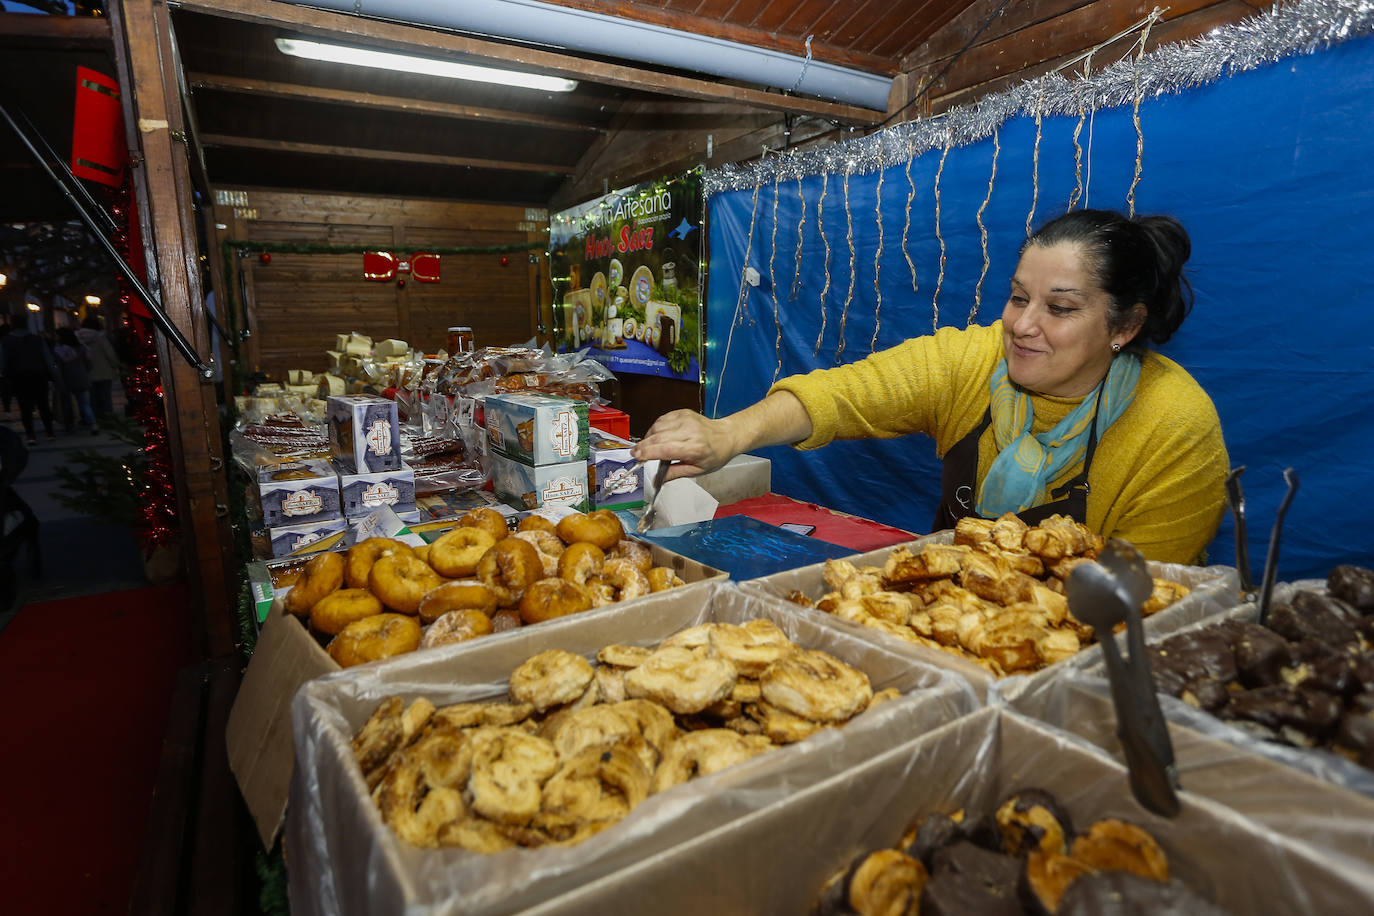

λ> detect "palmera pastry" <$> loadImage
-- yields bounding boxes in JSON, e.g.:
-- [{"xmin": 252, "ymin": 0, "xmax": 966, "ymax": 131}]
[
  {"xmin": 650, "ymin": 728, "xmax": 772, "ymax": 794},
  {"xmin": 539, "ymin": 743, "xmax": 652, "ymax": 832},
  {"xmin": 368, "ymin": 553, "xmax": 443, "ymax": 615},
  {"xmin": 467, "ymin": 728, "xmax": 560, "ymax": 825},
  {"xmin": 416, "ymin": 580, "xmax": 498, "ymax": 625},
  {"xmin": 284, "ymin": 550, "xmax": 344, "ymax": 616},
  {"xmin": 519, "ymin": 577, "xmax": 594, "ymax": 624},
  {"xmin": 761, "ymin": 649, "xmax": 873, "ymax": 722},
  {"xmin": 344, "ymin": 537, "xmax": 415, "ymax": 589},
  {"xmin": 426, "ymin": 526, "xmax": 496, "ymax": 578},
  {"xmin": 624, "ymin": 645, "xmax": 738, "ymax": 714},
  {"xmin": 419, "ymin": 608, "xmax": 494, "ymax": 649},
  {"xmin": 556, "ymin": 508, "xmax": 625, "ymax": 550},
  {"xmin": 708, "ymin": 619, "xmax": 796, "ymax": 677},
  {"xmin": 478, "ymin": 536, "xmax": 543, "ymax": 606},
  {"xmin": 509, "ymin": 649, "xmax": 595, "ymax": 711},
  {"xmin": 310, "ymin": 587, "xmax": 384, "ymax": 635},
  {"xmin": 457, "ymin": 506, "xmax": 510, "ymax": 543},
  {"xmin": 327, "ymin": 612, "xmax": 422, "ymax": 667}
]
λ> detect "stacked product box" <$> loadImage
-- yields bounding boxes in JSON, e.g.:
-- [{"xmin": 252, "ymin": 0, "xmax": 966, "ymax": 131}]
[
  {"xmin": 328, "ymin": 394, "xmax": 402, "ymax": 473},
  {"xmin": 335, "ymin": 461, "xmax": 417, "ymax": 521},
  {"xmin": 588, "ymin": 427, "xmax": 643, "ymax": 510},
  {"xmin": 485, "ymin": 392, "xmax": 591, "ymax": 512},
  {"xmin": 258, "ymin": 458, "xmax": 346, "ymax": 558}
]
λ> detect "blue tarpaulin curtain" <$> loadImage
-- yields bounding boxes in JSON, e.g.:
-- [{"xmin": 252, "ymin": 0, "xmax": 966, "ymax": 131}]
[{"xmin": 704, "ymin": 35, "xmax": 1374, "ymax": 580}]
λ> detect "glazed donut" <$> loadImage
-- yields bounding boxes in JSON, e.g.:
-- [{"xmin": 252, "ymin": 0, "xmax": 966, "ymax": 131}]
[
  {"xmin": 519, "ymin": 577, "xmax": 594, "ymax": 624},
  {"xmin": 647, "ymin": 566, "xmax": 685, "ymax": 592},
  {"xmin": 310, "ymin": 587, "xmax": 384, "ymax": 635},
  {"xmin": 369, "ymin": 553, "xmax": 444, "ymax": 615},
  {"xmin": 477, "ymin": 537, "xmax": 543, "ymax": 607},
  {"xmin": 516, "ymin": 513, "xmax": 559, "ymax": 536},
  {"xmin": 458, "ymin": 506, "xmax": 510, "ymax": 543},
  {"xmin": 584, "ymin": 577, "xmax": 617, "ymax": 608},
  {"xmin": 490, "ymin": 609, "xmax": 523, "ymax": 633},
  {"xmin": 419, "ymin": 608, "xmax": 494, "ymax": 650},
  {"xmin": 413, "ymin": 543, "xmax": 431, "ymax": 564},
  {"xmin": 600, "ymin": 558, "xmax": 650, "ymax": 603},
  {"xmin": 509, "ymin": 648, "xmax": 595, "ymax": 711},
  {"xmin": 510, "ymin": 529, "xmax": 565, "ymax": 578},
  {"xmin": 326, "ymin": 612, "xmax": 422, "ymax": 667},
  {"xmin": 606, "ymin": 539, "xmax": 653, "ymax": 574},
  {"xmin": 556, "ymin": 509, "xmax": 624, "ymax": 550},
  {"xmin": 284, "ymin": 551, "xmax": 345, "ymax": 616},
  {"xmin": 416, "ymin": 579, "xmax": 498, "ymax": 625},
  {"xmin": 557, "ymin": 541, "xmax": 605, "ymax": 585},
  {"xmin": 427, "ymin": 526, "xmax": 497, "ymax": 578},
  {"xmin": 344, "ymin": 538, "xmax": 416, "ymax": 590}
]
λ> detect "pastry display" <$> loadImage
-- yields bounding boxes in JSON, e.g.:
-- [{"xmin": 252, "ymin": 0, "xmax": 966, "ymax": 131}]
[
  {"xmin": 789, "ymin": 514, "xmax": 1190, "ymax": 676},
  {"xmin": 1145, "ymin": 564, "xmax": 1374, "ymax": 771},
  {"xmin": 282, "ymin": 510, "xmax": 688, "ymax": 667},
  {"xmin": 811, "ymin": 789, "xmax": 1230, "ymax": 915},
  {"xmin": 348, "ymin": 620, "xmax": 887, "ymax": 851}
]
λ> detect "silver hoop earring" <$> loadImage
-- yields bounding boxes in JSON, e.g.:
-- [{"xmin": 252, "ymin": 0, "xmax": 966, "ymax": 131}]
[{"xmin": 1111, "ymin": 343, "xmax": 1121, "ymax": 353}]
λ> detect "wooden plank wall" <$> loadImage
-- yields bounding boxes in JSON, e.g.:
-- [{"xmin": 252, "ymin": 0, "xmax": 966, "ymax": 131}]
[
  {"xmin": 213, "ymin": 188, "xmax": 547, "ymax": 382},
  {"xmin": 895, "ymin": 0, "xmax": 1278, "ymax": 118}
]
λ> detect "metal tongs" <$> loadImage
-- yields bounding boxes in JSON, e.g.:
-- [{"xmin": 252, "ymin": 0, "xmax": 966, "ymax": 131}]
[
  {"xmin": 1225, "ymin": 466, "xmax": 1300, "ymax": 626},
  {"xmin": 1067, "ymin": 539, "xmax": 1180, "ymax": 817},
  {"xmin": 635, "ymin": 460, "xmax": 675, "ymax": 533}
]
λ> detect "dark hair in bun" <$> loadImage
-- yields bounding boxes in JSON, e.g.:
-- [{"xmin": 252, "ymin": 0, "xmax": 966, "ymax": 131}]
[{"xmin": 1026, "ymin": 209, "xmax": 1193, "ymax": 346}]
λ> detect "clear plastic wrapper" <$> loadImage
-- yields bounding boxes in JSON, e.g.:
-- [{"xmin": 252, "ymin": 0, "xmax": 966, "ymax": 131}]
[
  {"xmin": 740, "ymin": 531, "xmax": 1239, "ymax": 701},
  {"xmin": 424, "ymin": 345, "xmax": 615, "ymax": 404},
  {"xmin": 285, "ymin": 581, "xmax": 978, "ymax": 916},
  {"xmin": 515, "ymin": 706, "xmax": 1374, "ymax": 915}
]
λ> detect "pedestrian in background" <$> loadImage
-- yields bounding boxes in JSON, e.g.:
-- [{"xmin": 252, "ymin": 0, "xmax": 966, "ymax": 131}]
[
  {"xmin": 53, "ymin": 327, "xmax": 97, "ymax": 435},
  {"xmin": 76, "ymin": 316, "xmax": 121, "ymax": 421},
  {"xmin": 1, "ymin": 325, "xmax": 58, "ymax": 444}
]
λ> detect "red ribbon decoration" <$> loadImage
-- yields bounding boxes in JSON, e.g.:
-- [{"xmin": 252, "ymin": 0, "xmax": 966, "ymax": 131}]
[{"xmin": 363, "ymin": 250, "xmax": 441, "ymax": 282}]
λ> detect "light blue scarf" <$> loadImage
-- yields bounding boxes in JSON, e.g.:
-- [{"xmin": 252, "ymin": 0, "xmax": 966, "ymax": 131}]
[{"xmin": 975, "ymin": 352, "xmax": 1141, "ymax": 516}]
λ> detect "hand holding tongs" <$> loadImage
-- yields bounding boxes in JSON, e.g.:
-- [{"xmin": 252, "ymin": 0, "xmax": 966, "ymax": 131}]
[{"xmin": 1067, "ymin": 540, "xmax": 1180, "ymax": 817}]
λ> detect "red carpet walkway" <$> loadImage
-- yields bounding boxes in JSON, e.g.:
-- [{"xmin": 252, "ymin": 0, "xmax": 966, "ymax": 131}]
[{"xmin": 0, "ymin": 583, "xmax": 193, "ymax": 914}]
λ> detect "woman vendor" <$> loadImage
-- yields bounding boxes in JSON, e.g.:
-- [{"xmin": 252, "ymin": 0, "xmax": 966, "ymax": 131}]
[{"xmin": 631, "ymin": 209, "xmax": 1229, "ymax": 565}]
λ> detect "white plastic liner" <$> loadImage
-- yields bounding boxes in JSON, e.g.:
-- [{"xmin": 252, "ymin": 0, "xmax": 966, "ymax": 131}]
[
  {"xmin": 518, "ymin": 707, "xmax": 1374, "ymax": 915},
  {"xmin": 285, "ymin": 581, "xmax": 979, "ymax": 916}
]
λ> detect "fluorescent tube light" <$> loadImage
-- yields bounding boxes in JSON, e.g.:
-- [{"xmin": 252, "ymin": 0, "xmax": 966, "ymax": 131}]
[
  {"xmin": 275, "ymin": 38, "xmax": 577, "ymax": 92},
  {"xmin": 85, "ymin": 295, "xmax": 101, "ymax": 305}
]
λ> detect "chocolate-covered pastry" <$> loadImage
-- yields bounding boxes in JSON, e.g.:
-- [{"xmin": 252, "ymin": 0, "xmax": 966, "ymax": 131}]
[
  {"xmin": 1022, "ymin": 850, "xmax": 1093, "ymax": 914},
  {"xmin": 1327, "ymin": 565, "xmax": 1374, "ymax": 612},
  {"xmin": 1058, "ymin": 871, "xmax": 1232, "ymax": 915},
  {"xmin": 904, "ymin": 812, "xmax": 961, "ymax": 869},
  {"xmin": 1179, "ymin": 676, "xmax": 1230, "ymax": 713},
  {"xmin": 1151, "ymin": 629, "xmax": 1237, "ymax": 684},
  {"xmin": 995, "ymin": 789, "xmax": 1074, "ymax": 857},
  {"xmin": 1226, "ymin": 684, "xmax": 1341, "ymax": 736},
  {"xmin": 1293, "ymin": 590, "xmax": 1363, "ymax": 626},
  {"xmin": 1301, "ymin": 654, "xmax": 1358, "ymax": 697},
  {"xmin": 1267, "ymin": 599, "xmax": 1358, "ymax": 651},
  {"xmin": 921, "ymin": 841, "xmax": 1025, "ymax": 916},
  {"xmin": 1231, "ymin": 623, "xmax": 1290, "ymax": 688}
]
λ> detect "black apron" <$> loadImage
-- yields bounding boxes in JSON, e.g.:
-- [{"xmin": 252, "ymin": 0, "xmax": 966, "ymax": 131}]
[{"xmin": 931, "ymin": 389, "xmax": 1103, "ymax": 532}]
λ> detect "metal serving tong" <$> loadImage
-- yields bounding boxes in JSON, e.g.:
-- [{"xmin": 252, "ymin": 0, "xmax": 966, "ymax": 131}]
[
  {"xmin": 1224, "ymin": 466, "xmax": 1255, "ymax": 594},
  {"xmin": 1067, "ymin": 540, "xmax": 1180, "ymax": 817},
  {"xmin": 1257, "ymin": 468, "xmax": 1300, "ymax": 627},
  {"xmin": 636, "ymin": 460, "xmax": 675, "ymax": 533}
]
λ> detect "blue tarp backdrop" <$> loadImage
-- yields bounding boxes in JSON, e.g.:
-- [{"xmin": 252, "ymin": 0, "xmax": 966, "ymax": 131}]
[{"xmin": 704, "ymin": 35, "xmax": 1374, "ymax": 581}]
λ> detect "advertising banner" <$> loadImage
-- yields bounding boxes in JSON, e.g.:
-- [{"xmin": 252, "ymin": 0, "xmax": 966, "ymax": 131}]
[{"xmin": 549, "ymin": 169, "xmax": 702, "ymax": 380}]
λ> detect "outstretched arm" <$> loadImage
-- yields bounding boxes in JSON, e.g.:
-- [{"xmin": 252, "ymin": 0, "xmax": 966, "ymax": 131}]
[{"xmin": 630, "ymin": 391, "xmax": 812, "ymax": 482}]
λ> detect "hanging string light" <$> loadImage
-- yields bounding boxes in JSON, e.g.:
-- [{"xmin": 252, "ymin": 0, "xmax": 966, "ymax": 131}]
[
  {"xmin": 972, "ymin": 125, "xmax": 1000, "ymax": 326},
  {"xmin": 1027, "ymin": 88, "xmax": 1044, "ymax": 237},
  {"xmin": 769, "ymin": 171, "xmax": 783, "ymax": 384},
  {"xmin": 872, "ymin": 162, "xmax": 885, "ymax": 353},
  {"xmin": 931, "ymin": 139, "xmax": 951, "ymax": 330},
  {"xmin": 790, "ymin": 173, "xmax": 806, "ymax": 301},
  {"xmin": 711, "ymin": 178, "xmax": 763, "ymax": 417},
  {"xmin": 836, "ymin": 164, "xmax": 856, "ymax": 362},
  {"xmin": 902, "ymin": 136, "xmax": 919, "ymax": 304},
  {"xmin": 815, "ymin": 172, "xmax": 831, "ymax": 354},
  {"xmin": 1126, "ymin": 10, "xmax": 1162, "ymax": 216}
]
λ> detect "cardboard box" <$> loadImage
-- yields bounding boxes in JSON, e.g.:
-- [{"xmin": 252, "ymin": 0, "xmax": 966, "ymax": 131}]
[
  {"xmin": 589, "ymin": 428, "xmax": 643, "ymax": 510},
  {"xmin": 283, "ymin": 582, "xmax": 978, "ymax": 916},
  {"xmin": 335, "ymin": 461, "xmax": 416, "ymax": 518},
  {"xmin": 485, "ymin": 392, "xmax": 589, "ymax": 466},
  {"xmin": 738, "ymin": 533, "xmax": 1238, "ymax": 701},
  {"xmin": 226, "ymin": 540, "xmax": 728, "ymax": 849},
  {"xmin": 490, "ymin": 451, "xmax": 590, "ymax": 513},
  {"xmin": 517, "ymin": 706, "xmax": 1374, "ymax": 915},
  {"xmin": 266, "ymin": 517, "xmax": 348, "ymax": 558},
  {"xmin": 327, "ymin": 394, "xmax": 402, "ymax": 472},
  {"xmin": 257, "ymin": 458, "xmax": 341, "ymax": 527}
]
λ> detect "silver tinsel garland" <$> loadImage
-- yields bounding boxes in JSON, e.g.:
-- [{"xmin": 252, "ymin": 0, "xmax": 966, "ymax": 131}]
[{"xmin": 703, "ymin": 0, "xmax": 1374, "ymax": 196}]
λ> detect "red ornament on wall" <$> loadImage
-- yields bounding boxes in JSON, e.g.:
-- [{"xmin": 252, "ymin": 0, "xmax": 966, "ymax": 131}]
[
  {"xmin": 397, "ymin": 278, "xmax": 406, "ymax": 289},
  {"xmin": 363, "ymin": 250, "xmax": 440, "ymax": 282},
  {"xmin": 500, "ymin": 255, "xmax": 509, "ymax": 267},
  {"xmin": 259, "ymin": 251, "xmax": 272, "ymax": 265}
]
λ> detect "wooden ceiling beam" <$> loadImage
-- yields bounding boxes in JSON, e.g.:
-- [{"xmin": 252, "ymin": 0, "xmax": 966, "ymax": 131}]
[
  {"xmin": 0, "ymin": 11, "xmax": 110, "ymax": 48},
  {"xmin": 199, "ymin": 133, "xmax": 578, "ymax": 174},
  {"xmin": 169, "ymin": 0, "xmax": 886, "ymax": 125},
  {"xmin": 186, "ymin": 72, "xmax": 603, "ymax": 133}
]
